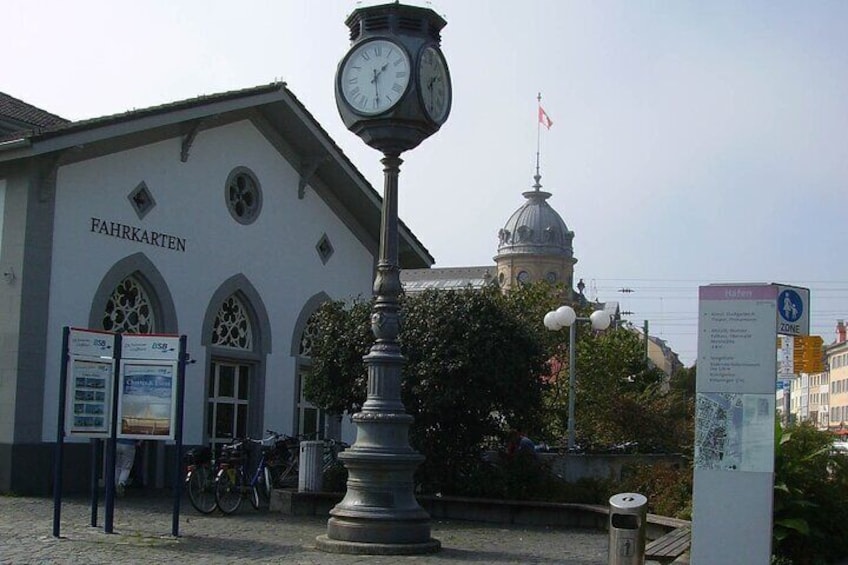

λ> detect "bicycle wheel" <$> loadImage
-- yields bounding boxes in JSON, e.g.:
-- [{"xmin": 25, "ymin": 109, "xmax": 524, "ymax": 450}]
[
  {"xmin": 187, "ymin": 465, "xmax": 217, "ymax": 514},
  {"xmin": 214, "ymin": 467, "xmax": 244, "ymax": 515},
  {"xmin": 249, "ymin": 482, "xmax": 261, "ymax": 510},
  {"xmin": 248, "ymin": 467, "xmax": 263, "ymax": 510},
  {"xmin": 262, "ymin": 466, "xmax": 274, "ymax": 499}
]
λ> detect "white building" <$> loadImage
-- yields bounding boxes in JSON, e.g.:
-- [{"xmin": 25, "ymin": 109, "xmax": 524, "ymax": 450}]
[{"xmin": 0, "ymin": 84, "xmax": 432, "ymax": 494}]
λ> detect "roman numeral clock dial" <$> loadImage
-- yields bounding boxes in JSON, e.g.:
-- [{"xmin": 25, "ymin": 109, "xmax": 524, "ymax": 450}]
[
  {"xmin": 418, "ymin": 45, "xmax": 452, "ymax": 125},
  {"xmin": 340, "ymin": 39, "xmax": 411, "ymax": 116}
]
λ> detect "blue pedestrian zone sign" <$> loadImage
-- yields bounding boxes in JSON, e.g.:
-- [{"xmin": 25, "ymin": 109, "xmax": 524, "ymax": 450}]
[{"xmin": 775, "ymin": 284, "xmax": 809, "ymax": 336}]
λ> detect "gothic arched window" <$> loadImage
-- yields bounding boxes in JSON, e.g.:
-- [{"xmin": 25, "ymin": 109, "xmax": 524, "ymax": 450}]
[
  {"xmin": 211, "ymin": 295, "xmax": 253, "ymax": 350},
  {"xmin": 102, "ymin": 277, "xmax": 156, "ymax": 334}
]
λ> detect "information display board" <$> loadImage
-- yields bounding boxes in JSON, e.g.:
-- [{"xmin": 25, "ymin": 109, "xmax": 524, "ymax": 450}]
[
  {"xmin": 63, "ymin": 330, "xmax": 181, "ymax": 439},
  {"xmin": 117, "ymin": 335, "xmax": 180, "ymax": 440},
  {"xmin": 66, "ymin": 328, "xmax": 116, "ymax": 438}
]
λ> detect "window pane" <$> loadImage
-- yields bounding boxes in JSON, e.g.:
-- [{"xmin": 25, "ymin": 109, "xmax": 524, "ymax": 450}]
[
  {"xmin": 215, "ymin": 404, "xmax": 234, "ymax": 438},
  {"xmin": 219, "ymin": 365, "xmax": 235, "ymax": 398},
  {"xmin": 209, "ymin": 363, "xmax": 217, "ymax": 396},
  {"xmin": 236, "ymin": 404, "xmax": 247, "ymax": 439},
  {"xmin": 238, "ymin": 366, "xmax": 249, "ymax": 401}
]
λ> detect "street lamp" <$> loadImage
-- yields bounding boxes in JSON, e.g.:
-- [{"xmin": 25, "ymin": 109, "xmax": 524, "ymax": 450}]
[{"xmin": 543, "ymin": 305, "xmax": 612, "ymax": 451}]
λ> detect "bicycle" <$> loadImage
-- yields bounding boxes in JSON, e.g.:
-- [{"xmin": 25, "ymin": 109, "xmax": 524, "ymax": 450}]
[
  {"xmin": 184, "ymin": 445, "xmax": 217, "ymax": 514},
  {"xmin": 213, "ymin": 431, "xmax": 295, "ymax": 514}
]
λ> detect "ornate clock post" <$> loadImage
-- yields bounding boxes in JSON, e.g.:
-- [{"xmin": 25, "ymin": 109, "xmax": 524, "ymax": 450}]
[{"xmin": 316, "ymin": 2, "xmax": 451, "ymax": 555}]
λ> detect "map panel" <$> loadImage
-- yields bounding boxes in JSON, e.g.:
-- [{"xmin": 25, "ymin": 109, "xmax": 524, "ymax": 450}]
[{"xmin": 695, "ymin": 392, "xmax": 774, "ymax": 473}]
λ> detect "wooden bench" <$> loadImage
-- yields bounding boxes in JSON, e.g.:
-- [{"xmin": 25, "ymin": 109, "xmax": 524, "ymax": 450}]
[{"xmin": 645, "ymin": 526, "xmax": 691, "ymax": 564}]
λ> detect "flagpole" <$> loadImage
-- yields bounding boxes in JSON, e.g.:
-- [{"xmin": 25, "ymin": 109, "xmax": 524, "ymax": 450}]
[{"xmin": 536, "ymin": 92, "xmax": 542, "ymax": 190}]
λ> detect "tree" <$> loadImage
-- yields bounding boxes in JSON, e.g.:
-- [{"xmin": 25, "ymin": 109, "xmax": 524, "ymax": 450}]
[
  {"xmin": 303, "ymin": 285, "xmax": 551, "ymax": 494},
  {"xmin": 302, "ymin": 298, "xmax": 372, "ymax": 415},
  {"xmin": 543, "ymin": 315, "xmax": 689, "ymax": 454}
]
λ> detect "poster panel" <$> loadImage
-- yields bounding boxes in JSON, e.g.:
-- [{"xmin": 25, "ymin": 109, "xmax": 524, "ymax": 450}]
[
  {"xmin": 117, "ymin": 360, "xmax": 178, "ymax": 440},
  {"xmin": 67, "ymin": 357, "xmax": 114, "ymax": 437}
]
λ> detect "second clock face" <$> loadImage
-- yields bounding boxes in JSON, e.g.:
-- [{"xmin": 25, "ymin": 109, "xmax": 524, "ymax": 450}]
[
  {"xmin": 418, "ymin": 46, "xmax": 451, "ymax": 124},
  {"xmin": 340, "ymin": 39, "xmax": 411, "ymax": 116}
]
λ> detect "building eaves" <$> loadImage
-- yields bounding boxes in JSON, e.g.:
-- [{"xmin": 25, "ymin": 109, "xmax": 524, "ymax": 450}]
[
  {"xmin": 0, "ymin": 83, "xmax": 285, "ymax": 145},
  {"xmin": 0, "ymin": 91, "xmax": 70, "ymax": 136},
  {"xmin": 0, "ymin": 82, "xmax": 434, "ymax": 268}
]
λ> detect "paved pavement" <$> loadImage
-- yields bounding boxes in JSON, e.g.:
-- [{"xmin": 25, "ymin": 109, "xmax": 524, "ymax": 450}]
[{"xmin": 0, "ymin": 491, "xmax": 611, "ymax": 564}]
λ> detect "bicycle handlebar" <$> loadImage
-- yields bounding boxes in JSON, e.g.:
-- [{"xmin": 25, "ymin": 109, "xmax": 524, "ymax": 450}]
[{"xmin": 227, "ymin": 432, "xmax": 349, "ymax": 449}]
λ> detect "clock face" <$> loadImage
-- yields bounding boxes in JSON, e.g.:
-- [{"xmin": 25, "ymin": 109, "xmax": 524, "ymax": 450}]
[
  {"xmin": 418, "ymin": 46, "xmax": 451, "ymax": 124},
  {"xmin": 340, "ymin": 39, "xmax": 411, "ymax": 116}
]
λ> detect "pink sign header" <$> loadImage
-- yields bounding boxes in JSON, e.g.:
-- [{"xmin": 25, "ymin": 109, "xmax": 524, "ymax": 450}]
[{"xmin": 699, "ymin": 284, "xmax": 777, "ymax": 301}]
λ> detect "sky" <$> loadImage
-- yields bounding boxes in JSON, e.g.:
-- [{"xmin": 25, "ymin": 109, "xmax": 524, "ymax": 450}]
[{"xmin": 6, "ymin": 0, "xmax": 848, "ymax": 366}]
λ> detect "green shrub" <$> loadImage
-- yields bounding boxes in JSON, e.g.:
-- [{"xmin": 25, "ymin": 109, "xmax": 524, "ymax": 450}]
[
  {"xmin": 617, "ymin": 462, "xmax": 692, "ymax": 519},
  {"xmin": 773, "ymin": 421, "xmax": 848, "ymax": 564}
]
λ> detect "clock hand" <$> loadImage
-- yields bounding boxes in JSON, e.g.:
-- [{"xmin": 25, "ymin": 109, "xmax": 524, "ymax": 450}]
[
  {"xmin": 372, "ymin": 68, "xmax": 380, "ymax": 101},
  {"xmin": 371, "ymin": 63, "xmax": 389, "ymax": 83}
]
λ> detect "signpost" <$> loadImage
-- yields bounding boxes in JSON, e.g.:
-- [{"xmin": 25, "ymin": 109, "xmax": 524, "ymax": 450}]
[
  {"xmin": 692, "ymin": 283, "xmax": 807, "ymax": 564},
  {"xmin": 793, "ymin": 335, "xmax": 824, "ymax": 374},
  {"xmin": 775, "ymin": 285, "xmax": 809, "ymax": 337}
]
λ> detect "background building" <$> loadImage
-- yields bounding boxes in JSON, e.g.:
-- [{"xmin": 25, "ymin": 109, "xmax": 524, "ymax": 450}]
[
  {"xmin": 0, "ymin": 85, "xmax": 432, "ymax": 494},
  {"xmin": 828, "ymin": 321, "xmax": 848, "ymax": 432},
  {"xmin": 784, "ymin": 321, "xmax": 848, "ymax": 432},
  {"xmin": 402, "ymin": 170, "xmax": 581, "ymax": 304},
  {"xmin": 494, "ymin": 173, "xmax": 576, "ymax": 294}
]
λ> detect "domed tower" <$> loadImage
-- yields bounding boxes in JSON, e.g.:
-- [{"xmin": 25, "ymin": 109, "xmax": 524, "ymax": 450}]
[{"xmin": 495, "ymin": 169, "xmax": 577, "ymax": 295}]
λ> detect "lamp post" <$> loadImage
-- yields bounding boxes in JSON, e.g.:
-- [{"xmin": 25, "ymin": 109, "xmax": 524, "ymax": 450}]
[{"xmin": 543, "ymin": 305, "xmax": 611, "ymax": 451}]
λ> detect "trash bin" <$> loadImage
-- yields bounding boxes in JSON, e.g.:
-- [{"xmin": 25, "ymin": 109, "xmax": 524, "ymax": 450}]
[
  {"xmin": 298, "ymin": 440, "xmax": 323, "ymax": 493},
  {"xmin": 608, "ymin": 492, "xmax": 647, "ymax": 565}
]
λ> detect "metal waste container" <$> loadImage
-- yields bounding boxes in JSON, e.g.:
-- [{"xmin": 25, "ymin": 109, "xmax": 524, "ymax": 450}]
[
  {"xmin": 298, "ymin": 441, "xmax": 323, "ymax": 493},
  {"xmin": 608, "ymin": 492, "xmax": 647, "ymax": 565}
]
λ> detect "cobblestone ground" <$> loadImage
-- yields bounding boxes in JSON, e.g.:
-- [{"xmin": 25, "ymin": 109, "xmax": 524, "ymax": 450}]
[{"xmin": 0, "ymin": 492, "xmax": 610, "ymax": 564}]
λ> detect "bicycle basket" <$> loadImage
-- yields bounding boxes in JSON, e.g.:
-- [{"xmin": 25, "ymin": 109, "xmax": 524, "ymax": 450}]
[{"xmin": 183, "ymin": 446, "xmax": 212, "ymax": 465}]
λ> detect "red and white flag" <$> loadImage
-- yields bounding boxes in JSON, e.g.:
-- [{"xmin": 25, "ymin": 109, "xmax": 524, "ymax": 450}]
[{"xmin": 538, "ymin": 105, "xmax": 553, "ymax": 129}]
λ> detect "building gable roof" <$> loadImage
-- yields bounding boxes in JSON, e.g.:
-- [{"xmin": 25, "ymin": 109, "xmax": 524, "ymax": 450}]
[
  {"xmin": 0, "ymin": 92, "xmax": 70, "ymax": 137},
  {"xmin": 0, "ymin": 83, "xmax": 433, "ymax": 269}
]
